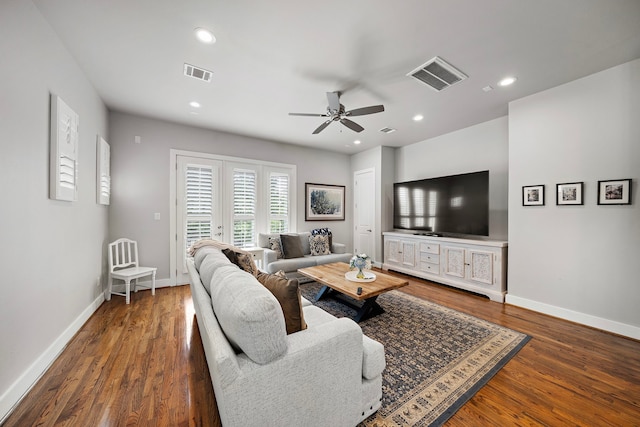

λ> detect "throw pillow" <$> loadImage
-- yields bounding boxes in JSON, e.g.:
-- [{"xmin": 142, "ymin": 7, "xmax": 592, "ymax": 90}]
[
  {"xmin": 311, "ymin": 228, "xmax": 333, "ymax": 248},
  {"xmin": 235, "ymin": 251, "xmax": 260, "ymax": 277},
  {"xmin": 269, "ymin": 236, "xmax": 284, "ymax": 259},
  {"xmin": 280, "ymin": 234, "xmax": 304, "ymax": 259},
  {"xmin": 256, "ymin": 272, "xmax": 307, "ymax": 334},
  {"xmin": 309, "ymin": 234, "xmax": 331, "ymax": 256},
  {"xmin": 221, "ymin": 248, "xmax": 240, "ymax": 265}
]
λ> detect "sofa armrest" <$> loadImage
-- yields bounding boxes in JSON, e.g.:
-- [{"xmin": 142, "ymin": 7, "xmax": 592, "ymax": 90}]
[
  {"xmin": 362, "ymin": 335, "xmax": 385, "ymax": 379},
  {"xmin": 331, "ymin": 242, "xmax": 347, "ymax": 254},
  {"xmin": 224, "ymin": 318, "xmax": 365, "ymax": 426},
  {"xmin": 262, "ymin": 248, "xmax": 278, "ymax": 266}
]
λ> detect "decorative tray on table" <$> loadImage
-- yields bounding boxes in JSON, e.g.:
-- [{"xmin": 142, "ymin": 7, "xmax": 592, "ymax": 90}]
[{"xmin": 344, "ymin": 270, "xmax": 376, "ymax": 283}]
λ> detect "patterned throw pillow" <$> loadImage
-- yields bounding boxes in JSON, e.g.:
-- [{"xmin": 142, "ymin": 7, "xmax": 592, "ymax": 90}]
[
  {"xmin": 309, "ymin": 234, "xmax": 331, "ymax": 256},
  {"xmin": 311, "ymin": 228, "xmax": 332, "ymax": 249},
  {"xmin": 235, "ymin": 252, "xmax": 260, "ymax": 277},
  {"xmin": 269, "ymin": 236, "xmax": 283, "ymax": 259}
]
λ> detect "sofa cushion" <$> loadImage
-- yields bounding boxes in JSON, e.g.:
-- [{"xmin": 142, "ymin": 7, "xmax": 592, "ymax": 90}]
[
  {"xmin": 298, "ymin": 231, "xmax": 312, "ymax": 255},
  {"xmin": 256, "ymin": 272, "xmax": 307, "ymax": 334},
  {"xmin": 258, "ymin": 233, "xmax": 274, "ymax": 248},
  {"xmin": 309, "ymin": 234, "xmax": 331, "ymax": 256},
  {"xmin": 210, "ymin": 265, "xmax": 288, "ymax": 364},
  {"xmin": 197, "ymin": 248, "xmax": 236, "ymax": 295},
  {"xmin": 280, "ymin": 234, "xmax": 304, "ymax": 259}
]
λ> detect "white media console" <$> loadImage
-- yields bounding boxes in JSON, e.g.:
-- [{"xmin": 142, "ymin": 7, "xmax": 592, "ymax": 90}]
[{"xmin": 382, "ymin": 232, "xmax": 508, "ymax": 302}]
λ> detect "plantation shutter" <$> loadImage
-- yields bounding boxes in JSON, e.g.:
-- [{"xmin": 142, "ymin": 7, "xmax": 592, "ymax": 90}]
[
  {"xmin": 269, "ymin": 172, "xmax": 289, "ymax": 233},
  {"xmin": 233, "ymin": 169, "xmax": 256, "ymax": 247},
  {"xmin": 185, "ymin": 165, "xmax": 213, "ymax": 254}
]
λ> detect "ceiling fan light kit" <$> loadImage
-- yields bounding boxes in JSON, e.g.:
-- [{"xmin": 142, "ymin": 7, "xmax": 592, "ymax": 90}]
[{"xmin": 289, "ymin": 91, "xmax": 385, "ymax": 134}]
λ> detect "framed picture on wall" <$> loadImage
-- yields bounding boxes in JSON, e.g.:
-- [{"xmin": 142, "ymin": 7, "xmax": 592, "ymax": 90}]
[
  {"xmin": 522, "ymin": 185, "xmax": 545, "ymax": 206},
  {"xmin": 597, "ymin": 179, "xmax": 632, "ymax": 205},
  {"xmin": 556, "ymin": 182, "xmax": 583, "ymax": 205},
  {"xmin": 305, "ymin": 183, "xmax": 345, "ymax": 221}
]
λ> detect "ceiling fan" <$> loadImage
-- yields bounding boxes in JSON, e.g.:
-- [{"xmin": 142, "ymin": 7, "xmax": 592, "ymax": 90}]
[{"xmin": 289, "ymin": 91, "xmax": 384, "ymax": 134}]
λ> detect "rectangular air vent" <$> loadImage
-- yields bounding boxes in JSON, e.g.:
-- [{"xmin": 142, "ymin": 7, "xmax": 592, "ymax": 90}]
[
  {"xmin": 184, "ymin": 63, "xmax": 213, "ymax": 82},
  {"xmin": 379, "ymin": 127, "xmax": 397, "ymax": 134},
  {"xmin": 407, "ymin": 57, "xmax": 467, "ymax": 92}
]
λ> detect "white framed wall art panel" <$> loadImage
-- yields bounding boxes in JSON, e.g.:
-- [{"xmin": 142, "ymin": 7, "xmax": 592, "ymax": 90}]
[
  {"xmin": 97, "ymin": 135, "xmax": 110, "ymax": 205},
  {"xmin": 49, "ymin": 94, "xmax": 79, "ymax": 201}
]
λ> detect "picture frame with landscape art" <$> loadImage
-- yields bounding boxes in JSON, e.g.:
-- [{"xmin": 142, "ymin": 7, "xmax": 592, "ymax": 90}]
[
  {"xmin": 597, "ymin": 179, "xmax": 632, "ymax": 205},
  {"xmin": 556, "ymin": 182, "xmax": 583, "ymax": 206},
  {"xmin": 522, "ymin": 184, "xmax": 545, "ymax": 206},
  {"xmin": 305, "ymin": 183, "xmax": 345, "ymax": 221}
]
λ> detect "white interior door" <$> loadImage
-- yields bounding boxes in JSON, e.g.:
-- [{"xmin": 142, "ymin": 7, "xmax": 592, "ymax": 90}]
[
  {"xmin": 354, "ymin": 168, "xmax": 376, "ymax": 261},
  {"xmin": 176, "ymin": 155, "xmax": 222, "ymax": 284}
]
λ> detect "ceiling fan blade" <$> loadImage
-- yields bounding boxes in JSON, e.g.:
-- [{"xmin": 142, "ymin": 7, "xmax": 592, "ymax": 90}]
[
  {"xmin": 289, "ymin": 112, "xmax": 328, "ymax": 117},
  {"xmin": 345, "ymin": 105, "xmax": 385, "ymax": 117},
  {"xmin": 326, "ymin": 91, "xmax": 341, "ymax": 112},
  {"xmin": 312, "ymin": 120, "xmax": 333, "ymax": 134},
  {"xmin": 340, "ymin": 118, "xmax": 364, "ymax": 133}
]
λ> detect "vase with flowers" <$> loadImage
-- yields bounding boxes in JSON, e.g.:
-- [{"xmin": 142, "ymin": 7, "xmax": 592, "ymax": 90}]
[{"xmin": 349, "ymin": 253, "xmax": 372, "ymax": 279}]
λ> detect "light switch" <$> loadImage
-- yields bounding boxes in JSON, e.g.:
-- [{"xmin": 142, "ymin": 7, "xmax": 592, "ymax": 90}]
[{"xmin": 154, "ymin": 213, "xmax": 161, "ymax": 220}]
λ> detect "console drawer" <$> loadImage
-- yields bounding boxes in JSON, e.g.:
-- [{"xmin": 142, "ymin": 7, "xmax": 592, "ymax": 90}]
[
  {"xmin": 420, "ymin": 242, "xmax": 440, "ymax": 254},
  {"xmin": 419, "ymin": 252, "xmax": 440, "ymax": 264},
  {"xmin": 419, "ymin": 262, "xmax": 440, "ymax": 274}
]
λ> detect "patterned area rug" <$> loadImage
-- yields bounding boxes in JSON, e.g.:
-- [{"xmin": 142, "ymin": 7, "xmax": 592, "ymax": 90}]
[{"xmin": 299, "ymin": 282, "xmax": 531, "ymax": 427}]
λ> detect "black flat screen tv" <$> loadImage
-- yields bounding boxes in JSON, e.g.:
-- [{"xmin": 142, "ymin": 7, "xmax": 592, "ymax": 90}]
[{"xmin": 393, "ymin": 170, "xmax": 489, "ymax": 236}]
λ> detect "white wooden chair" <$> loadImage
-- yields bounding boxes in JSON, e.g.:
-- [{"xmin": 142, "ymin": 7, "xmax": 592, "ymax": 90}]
[{"xmin": 107, "ymin": 238, "xmax": 156, "ymax": 304}]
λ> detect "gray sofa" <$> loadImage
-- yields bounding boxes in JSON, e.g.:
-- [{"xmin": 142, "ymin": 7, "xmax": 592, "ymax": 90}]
[
  {"xmin": 258, "ymin": 231, "xmax": 352, "ymax": 280},
  {"xmin": 187, "ymin": 245, "xmax": 385, "ymax": 427}
]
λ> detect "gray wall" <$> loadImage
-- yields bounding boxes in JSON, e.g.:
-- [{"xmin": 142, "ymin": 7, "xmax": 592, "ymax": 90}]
[
  {"xmin": 394, "ymin": 116, "xmax": 509, "ymax": 240},
  {"xmin": 0, "ymin": 0, "xmax": 109, "ymax": 418},
  {"xmin": 507, "ymin": 59, "xmax": 640, "ymax": 337},
  {"xmin": 108, "ymin": 112, "xmax": 353, "ymax": 280}
]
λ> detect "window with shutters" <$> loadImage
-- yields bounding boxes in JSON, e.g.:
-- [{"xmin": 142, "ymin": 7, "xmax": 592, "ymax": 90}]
[
  {"xmin": 232, "ymin": 168, "xmax": 257, "ymax": 247},
  {"xmin": 269, "ymin": 172, "xmax": 289, "ymax": 233},
  {"xmin": 185, "ymin": 165, "xmax": 214, "ymax": 253}
]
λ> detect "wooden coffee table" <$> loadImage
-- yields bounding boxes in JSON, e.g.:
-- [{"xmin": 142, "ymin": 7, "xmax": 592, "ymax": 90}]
[{"xmin": 297, "ymin": 262, "xmax": 408, "ymax": 322}]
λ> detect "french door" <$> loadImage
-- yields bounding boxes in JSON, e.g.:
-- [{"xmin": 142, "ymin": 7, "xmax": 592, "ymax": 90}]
[{"xmin": 176, "ymin": 155, "xmax": 222, "ymax": 283}]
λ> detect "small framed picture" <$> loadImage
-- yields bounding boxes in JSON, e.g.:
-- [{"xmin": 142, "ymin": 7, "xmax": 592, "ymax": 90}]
[
  {"xmin": 523, "ymin": 185, "xmax": 545, "ymax": 206},
  {"xmin": 556, "ymin": 182, "xmax": 583, "ymax": 206},
  {"xmin": 597, "ymin": 179, "xmax": 632, "ymax": 205}
]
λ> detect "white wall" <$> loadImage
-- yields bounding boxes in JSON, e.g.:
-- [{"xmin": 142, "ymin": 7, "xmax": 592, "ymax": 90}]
[
  {"xmin": 351, "ymin": 146, "xmax": 396, "ymax": 264},
  {"xmin": 394, "ymin": 117, "xmax": 509, "ymax": 240},
  {"xmin": 507, "ymin": 59, "xmax": 640, "ymax": 338},
  {"xmin": 108, "ymin": 112, "xmax": 353, "ymax": 280},
  {"xmin": 0, "ymin": 0, "xmax": 109, "ymax": 420}
]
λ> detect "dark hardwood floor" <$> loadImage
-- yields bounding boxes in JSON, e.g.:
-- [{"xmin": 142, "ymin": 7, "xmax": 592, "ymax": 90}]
[{"xmin": 4, "ymin": 273, "xmax": 640, "ymax": 426}]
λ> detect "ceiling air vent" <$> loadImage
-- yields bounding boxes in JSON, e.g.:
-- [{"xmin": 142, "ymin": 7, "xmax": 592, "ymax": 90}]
[
  {"xmin": 379, "ymin": 127, "xmax": 396, "ymax": 134},
  {"xmin": 407, "ymin": 57, "xmax": 467, "ymax": 92},
  {"xmin": 183, "ymin": 63, "xmax": 212, "ymax": 82}
]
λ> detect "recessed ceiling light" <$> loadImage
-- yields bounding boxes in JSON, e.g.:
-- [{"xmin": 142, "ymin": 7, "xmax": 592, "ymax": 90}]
[
  {"xmin": 194, "ymin": 27, "xmax": 215, "ymax": 44},
  {"xmin": 189, "ymin": 101, "xmax": 201, "ymax": 108},
  {"xmin": 354, "ymin": 140, "xmax": 362, "ymax": 145},
  {"xmin": 413, "ymin": 114, "xmax": 424, "ymax": 122},
  {"xmin": 498, "ymin": 76, "xmax": 517, "ymax": 87}
]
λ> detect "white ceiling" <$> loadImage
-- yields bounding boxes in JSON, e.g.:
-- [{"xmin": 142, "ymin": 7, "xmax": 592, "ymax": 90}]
[{"xmin": 34, "ymin": 0, "xmax": 640, "ymax": 154}]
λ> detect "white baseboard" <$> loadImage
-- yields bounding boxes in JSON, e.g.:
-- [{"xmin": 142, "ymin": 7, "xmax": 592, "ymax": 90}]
[
  {"xmin": 0, "ymin": 292, "xmax": 105, "ymax": 424},
  {"xmin": 506, "ymin": 294, "xmax": 640, "ymax": 340}
]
